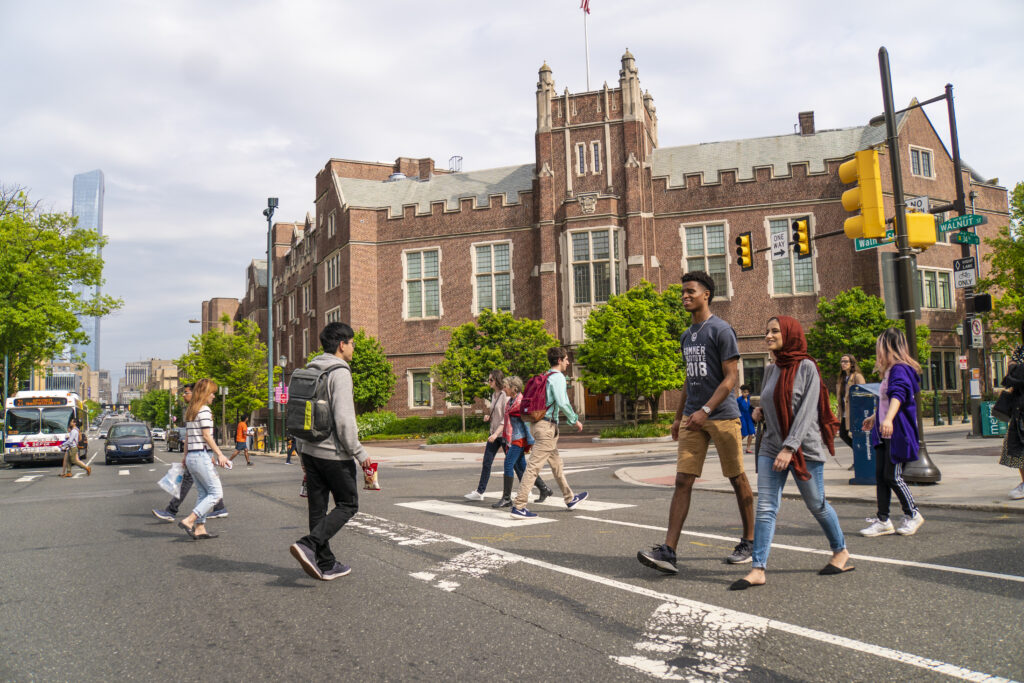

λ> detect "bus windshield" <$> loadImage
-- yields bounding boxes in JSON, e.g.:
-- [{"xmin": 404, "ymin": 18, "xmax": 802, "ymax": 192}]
[
  {"xmin": 5, "ymin": 409, "xmax": 40, "ymax": 435},
  {"xmin": 41, "ymin": 408, "xmax": 75, "ymax": 434}
]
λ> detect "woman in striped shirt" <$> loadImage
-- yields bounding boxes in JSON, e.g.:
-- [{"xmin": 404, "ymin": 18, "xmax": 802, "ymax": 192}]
[{"xmin": 178, "ymin": 378, "xmax": 230, "ymax": 540}]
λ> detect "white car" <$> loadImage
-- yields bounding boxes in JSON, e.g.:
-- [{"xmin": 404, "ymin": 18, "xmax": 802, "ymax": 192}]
[{"xmin": 151, "ymin": 428, "xmax": 166, "ymax": 441}]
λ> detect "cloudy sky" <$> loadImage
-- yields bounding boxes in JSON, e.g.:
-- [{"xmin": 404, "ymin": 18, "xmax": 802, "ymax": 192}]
[{"xmin": 2, "ymin": 0, "xmax": 1022, "ymax": 385}]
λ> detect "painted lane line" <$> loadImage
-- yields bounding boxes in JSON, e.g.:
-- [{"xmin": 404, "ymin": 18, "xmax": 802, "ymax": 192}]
[
  {"xmin": 118, "ymin": 469, "xmax": 130, "ymax": 476},
  {"xmin": 479, "ymin": 491, "xmax": 633, "ymax": 511},
  {"xmin": 577, "ymin": 516, "xmax": 1024, "ymax": 585},
  {"xmin": 561, "ymin": 466, "xmax": 608, "ymax": 474},
  {"xmin": 396, "ymin": 500, "xmax": 554, "ymax": 528},
  {"xmin": 411, "ymin": 548, "xmax": 518, "ymax": 592},
  {"xmin": 153, "ymin": 455, "xmax": 168, "ymax": 464},
  {"xmin": 353, "ymin": 512, "xmax": 1011, "ymax": 682},
  {"xmin": 14, "ymin": 475, "xmax": 43, "ymax": 483},
  {"xmin": 85, "ymin": 452, "xmax": 98, "ymax": 466},
  {"xmin": 612, "ymin": 601, "xmax": 764, "ymax": 680}
]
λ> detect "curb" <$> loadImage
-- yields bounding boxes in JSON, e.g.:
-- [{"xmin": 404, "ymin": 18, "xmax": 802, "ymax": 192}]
[
  {"xmin": 418, "ymin": 442, "xmax": 488, "ymax": 450},
  {"xmin": 612, "ymin": 467, "xmax": 1024, "ymax": 515},
  {"xmin": 592, "ymin": 436, "xmax": 672, "ymax": 444}
]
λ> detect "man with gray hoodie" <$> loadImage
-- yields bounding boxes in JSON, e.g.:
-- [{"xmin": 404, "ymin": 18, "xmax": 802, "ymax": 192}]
[{"xmin": 289, "ymin": 322, "xmax": 373, "ymax": 581}]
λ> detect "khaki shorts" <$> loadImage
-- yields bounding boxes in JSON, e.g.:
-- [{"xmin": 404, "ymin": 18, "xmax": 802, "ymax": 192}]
[{"xmin": 676, "ymin": 417, "xmax": 745, "ymax": 479}]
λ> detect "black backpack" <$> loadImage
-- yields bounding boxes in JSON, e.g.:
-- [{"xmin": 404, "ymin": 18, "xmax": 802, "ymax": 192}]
[{"xmin": 286, "ymin": 364, "xmax": 348, "ymax": 443}]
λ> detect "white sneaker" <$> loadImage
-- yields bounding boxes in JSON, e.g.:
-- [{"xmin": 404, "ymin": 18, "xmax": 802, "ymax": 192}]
[
  {"xmin": 895, "ymin": 511, "xmax": 925, "ymax": 536},
  {"xmin": 464, "ymin": 491, "xmax": 485, "ymax": 501},
  {"xmin": 1009, "ymin": 482, "xmax": 1024, "ymax": 500},
  {"xmin": 859, "ymin": 517, "xmax": 895, "ymax": 537}
]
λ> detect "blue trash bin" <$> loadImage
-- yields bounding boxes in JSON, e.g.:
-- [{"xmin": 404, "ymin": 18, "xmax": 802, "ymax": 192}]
[{"xmin": 848, "ymin": 383, "xmax": 881, "ymax": 486}]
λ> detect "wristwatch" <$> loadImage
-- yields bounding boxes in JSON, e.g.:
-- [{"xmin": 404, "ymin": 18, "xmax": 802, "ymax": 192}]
[{"xmin": 701, "ymin": 405, "xmax": 712, "ymax": 415}]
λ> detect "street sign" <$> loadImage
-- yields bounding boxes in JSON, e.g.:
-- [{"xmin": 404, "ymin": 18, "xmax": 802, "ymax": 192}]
[
  {"xmin": 905, "ymin": 196, "xmax": 929, "ymax": 212},
  {"xmin": 854, "ymin": 227, "xmax": 896, "ymax": 251},
  {"xmin": 971, "ymin": 318, "xmax": 984, "ymax": 349},
  {"xmin": 951, "ymin": 231, "xmax": 980, "ymax": 245},
  {"xmin": 939, "ymin": 213, "xmax": 987, "ymax": 233},
  {"xmin": 953, "ymin": 256, "xmax": 976, "ymax": 289},
  {"xmin": 770, "ymin": 231, "xmax": 788, "ymax": 261},
  {"xmin": 958, "ymin": 355, "xmax": 967, "ymax": 371}
]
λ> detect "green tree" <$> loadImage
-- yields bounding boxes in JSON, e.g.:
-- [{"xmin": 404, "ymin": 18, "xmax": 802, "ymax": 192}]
[
  {"xmin": 576, "ymin": 281, "xmax": 686, "ymax": 422},
  {"xmin": 431, "ymin": 344, "xmax": 476, "ymax": 432},
  {"xmin": 131, "ymin": 389, "xmax": 174, "ymax": 427},
  {"xmin": 175, "ymin": 317, "xmax": 276, "ymax": 431},
  {"xmin": 0, "ymin": 186, "xmax": 123, "ymax": 390},
  {"xmin": 83, "ymin": 399, "xmax": 102, "ymax": 423},
  {"xmin": 303, "ymin": 329, "xmax": 396, "ymax": 414},
  {"xmin": 977, "ymin": 181, "xmax": 1024, "ymax": 352},
  {"xmin": 806, "ymin": 287, "xmax": 931, "ymax": 385}
]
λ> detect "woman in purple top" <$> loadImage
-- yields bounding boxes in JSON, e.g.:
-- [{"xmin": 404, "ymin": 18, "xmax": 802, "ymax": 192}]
[{"xmin": 860, "ymin": 328, "xmax": 924, "ymax": 537}]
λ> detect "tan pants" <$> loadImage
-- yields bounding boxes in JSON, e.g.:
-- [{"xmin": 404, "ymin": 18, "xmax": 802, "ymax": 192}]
[{"xmin": 513, "ymin": 420, "xmax": 573, "ymax": 508}]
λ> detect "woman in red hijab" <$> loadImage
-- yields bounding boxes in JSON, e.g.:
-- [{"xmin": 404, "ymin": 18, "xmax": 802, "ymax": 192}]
[{"xmin": 730, "ymin": 316, "xmax": 852, "ymax": 590}]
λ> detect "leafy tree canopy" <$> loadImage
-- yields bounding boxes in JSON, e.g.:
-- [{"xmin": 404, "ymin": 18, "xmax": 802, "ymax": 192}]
[
  {"xmin": 0, "ymin": 186, "xmax": 123, "ymax": 390},
  {"xmin": 977, "ymin": 180, "xmax": 1024, "ymax": 353},
  {"xmin": 806, "ymin": 287, "xmax": 931, "ymax": 385},
  {"xmin": 130, "ymin": 389, "xmax": 176, "ymax": 427},
  {"xmin": 303, "ymin": 329, "xmax": 396, "ymax": 414}
]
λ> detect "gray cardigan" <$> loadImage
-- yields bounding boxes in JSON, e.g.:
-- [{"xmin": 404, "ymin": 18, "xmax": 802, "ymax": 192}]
[
  {"xmin": 296, "ymin": 353, "xmax": 369, "ymax": 464},
  {"xmin": 759, "ymin": 360, "xmax": 827, "ymax": 462}
]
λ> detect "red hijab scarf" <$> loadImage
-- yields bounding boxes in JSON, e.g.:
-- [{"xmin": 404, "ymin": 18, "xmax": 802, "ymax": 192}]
[{"xmin": 771, "ymin": 316, "xmax": 840, "ymax": 481}]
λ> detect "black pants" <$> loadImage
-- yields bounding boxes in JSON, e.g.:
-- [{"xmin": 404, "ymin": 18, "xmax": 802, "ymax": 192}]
[
  {"xmin": 874, "ymin": 443, "xmax": 918, "ymax": 521},
  {"xmin": 838, "ymin": 418, "xmax": 853, "ymax": 449},
  {"xmin": 298, "ymin": 454, "xmax": 359, "ymax": 572},
  {"xmin": 167, "ymin": 466, "xmax": 226, "ymax": 515}
]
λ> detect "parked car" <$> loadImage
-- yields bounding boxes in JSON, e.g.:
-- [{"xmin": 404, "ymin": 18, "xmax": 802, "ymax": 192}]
[
  {"xmin": 151, "ymin": 427, "xmax": 166, "ymax": 441},
  {"xmin": 104, "ymin": 422, "xmax": 154, "ymax": 465},
  {"xmin": 165, "ymin": 427, "xmax": 186, "ymax": 453}
]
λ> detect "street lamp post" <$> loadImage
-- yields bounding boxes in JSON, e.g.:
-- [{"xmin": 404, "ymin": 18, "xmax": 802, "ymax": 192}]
[{"xmin": 264, "ymin": 197, "xmax": 279, "ymax": 452}]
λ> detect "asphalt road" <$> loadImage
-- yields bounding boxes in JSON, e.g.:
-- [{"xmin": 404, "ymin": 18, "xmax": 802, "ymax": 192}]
[{"xmin": 1, "ymin": 441, "xmax": 1021, "ymax": 682}]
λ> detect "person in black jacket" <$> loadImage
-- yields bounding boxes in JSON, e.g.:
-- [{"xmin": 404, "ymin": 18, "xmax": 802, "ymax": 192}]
[{"xmin": 1000, "ymin": 323, "xmax": 1024, "ymax": 500}]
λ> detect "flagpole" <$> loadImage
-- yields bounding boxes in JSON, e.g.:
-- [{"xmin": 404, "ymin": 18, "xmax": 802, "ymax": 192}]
[{"xmin": 583, "ymin": 9, "xmax": 591, "ymax": 90}]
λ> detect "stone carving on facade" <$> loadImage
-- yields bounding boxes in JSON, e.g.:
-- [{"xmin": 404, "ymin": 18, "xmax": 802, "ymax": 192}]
[{"xmin": 579, "ymin": 193, "xmax": 598, "ymax": 214}]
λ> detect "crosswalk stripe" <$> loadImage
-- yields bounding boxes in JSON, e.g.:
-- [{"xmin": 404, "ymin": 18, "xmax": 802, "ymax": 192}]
[
  {"xmin": 72, "ymin": 472, "xmax": 85, "ymax": 479},
  {"xmin": 396, "ymin": 500, "xmax": 554, "ymax": 527},
  {"xmin": 480, "ymin": 491, "xmax": 633, "ymax": 511},
  {"xmin": 118, "ymin": 469, "xmax": 130, "ymax": 476},
  {"xmin": 14, "ymin": 475, "xmax": 43, "ymax": 483}
]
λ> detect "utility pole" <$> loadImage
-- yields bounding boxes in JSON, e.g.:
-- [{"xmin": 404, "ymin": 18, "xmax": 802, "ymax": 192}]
[{"xmin": 264, "ymin": 197, "xmax": 278, "ymax": 452}]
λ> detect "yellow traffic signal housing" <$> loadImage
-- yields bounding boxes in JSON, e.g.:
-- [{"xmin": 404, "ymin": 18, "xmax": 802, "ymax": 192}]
[
  {"xmin": 906, "ymin": 212, "xmax": 937, "ymax": 249},
  {"xmin": 791, "ymin": 219, "xmax": 810, "ymax": 259},
  {"xmin": 735, "ymin": 232, "xmax": 753, "ymax": 271},
  {"xmin": 839, "ymin": 149, "xmax": 886, "ymax": 239}
]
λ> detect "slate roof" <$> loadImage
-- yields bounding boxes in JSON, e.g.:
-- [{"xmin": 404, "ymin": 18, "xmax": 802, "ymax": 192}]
[
  {"xmin": 334, "ymin": 164, "xmax": 534, "ymax": 216},
  {"xmin": 250, "ymin": 259, "xmax": 267, "ymax": 287}
]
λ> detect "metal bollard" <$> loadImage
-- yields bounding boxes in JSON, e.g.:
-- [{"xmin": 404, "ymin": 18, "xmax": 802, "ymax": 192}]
[
  {"xmin": 946, "ymin": 395, "xmax": 953, "ymax": 426},
  {"xmin": 933, "ymin": 391, "xmax": 944, "ymax": 426}
]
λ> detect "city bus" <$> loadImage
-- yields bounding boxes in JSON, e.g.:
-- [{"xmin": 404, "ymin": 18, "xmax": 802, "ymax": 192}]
[{"xmin": 3, "ymin": 391, "xmax": 89, "ymax": 466}]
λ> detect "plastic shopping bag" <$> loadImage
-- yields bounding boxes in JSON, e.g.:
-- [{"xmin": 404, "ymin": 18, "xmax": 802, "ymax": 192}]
[{"xmin": 158, "ymin": 463, "xmax": 184, "ymax": 499}]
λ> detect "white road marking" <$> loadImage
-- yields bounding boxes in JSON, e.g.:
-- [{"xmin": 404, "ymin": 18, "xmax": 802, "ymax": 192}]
[
  {"xmin": 153, "ymin": 455, "xmax": 168, "ymax": 464},
  {"xmin": 578, "ymin": 516, "xmax": 1024, "ymax": 585},
  {"xmin": 85, "ymin": 452, "xmax": 98, "ymax": 466},
  {"xmin": 72, "ymin": 472, "xmax": 85, "ymax": 479},
  {"xmin": 396, "ymin": 500, "xmax": 555, "ymax": 527},
  {"xmin": 148, "ymin": 468, "xmax": 156, "ymax": 472},
  {"xmin": 410, "ymin": 548, "xmax": 517, "ymax": 593},
  {"xmin": 479, "ymin": 491, "xmax": 633, "ymax": 511},
  {"xmin": 561, "ymin": 466, "xmax": 608, "ymax": 474},
  {"xmin": 352, "ymin": 512, "xmax": 1011, "ymax": 682},
  {"xmin": 14, "ymin": 475, "xmax": 43, "ymax": 483},
  {"xmin": 118, "ymin": 469, "xmax": 129, "ymax": 476}
]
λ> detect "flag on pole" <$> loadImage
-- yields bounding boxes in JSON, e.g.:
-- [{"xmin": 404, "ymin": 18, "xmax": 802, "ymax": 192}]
[{"xmin": 580, "ymin": 0, "xmax": 590, "ymax": 14}]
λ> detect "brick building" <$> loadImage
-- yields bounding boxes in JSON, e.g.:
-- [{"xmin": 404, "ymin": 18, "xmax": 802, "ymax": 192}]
[{"xmin": 213, "ymin": 51, "xmax": 1010, "ymax": 418}]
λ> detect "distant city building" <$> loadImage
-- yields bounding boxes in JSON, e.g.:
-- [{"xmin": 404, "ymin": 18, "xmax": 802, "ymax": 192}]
[
  {"xmin": 70, "ymin": 169, "xmax": 105, "ymax": 371},
  {"xmin": 124, "ymin": 361, "xmax": 150, "ymax": 391},
  {"xmin": 98, "ymin": 369, "xmax": 112, "ymax": 404}
]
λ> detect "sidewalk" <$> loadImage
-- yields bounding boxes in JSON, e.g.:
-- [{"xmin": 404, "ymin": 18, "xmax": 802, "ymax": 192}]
[{"xmin": 617, "ymin": 423, "xmax": 1024, "ymax": 515}]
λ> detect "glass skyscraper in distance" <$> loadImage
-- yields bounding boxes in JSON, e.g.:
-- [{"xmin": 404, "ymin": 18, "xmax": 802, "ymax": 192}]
[{"xmin": 70, "ymin": 169, "xmax": 105, "ymax": 371}]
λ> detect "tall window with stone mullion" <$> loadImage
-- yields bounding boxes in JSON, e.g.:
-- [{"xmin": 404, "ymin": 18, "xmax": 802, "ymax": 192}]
[
  {"xmin": 684, "ymin": 224, "xmax": 728, "ymax": 295},
  {"xmin": 406, "ymin": 250, "xmax": 440, "ymax": 318},
  {"xmin": 572, "ymin": 229, "xmax": 619, "ymax": 305},
  {"xmin": 475, "ymin": 243, "xmax": 511, "ymax": 314},
  {"xmin": 769, "ymin": 219, "xmax": 813, "ymax": 295}
]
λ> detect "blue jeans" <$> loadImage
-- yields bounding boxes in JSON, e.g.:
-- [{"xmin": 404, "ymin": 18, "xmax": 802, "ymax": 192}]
[
  {"xmin": 186, "ymin": 451, "xmax": 223, "ymax": 524},
  {"xmin": 503, "ymin": 443, "xmax": 528, "ymax": 479},
  {"xmin": 475, "ymin": 438, "xmax": 506, "ymax": 493},
  {"xmin": 752, "ymin": 456, "xmax": 845, "ymax": 569}
]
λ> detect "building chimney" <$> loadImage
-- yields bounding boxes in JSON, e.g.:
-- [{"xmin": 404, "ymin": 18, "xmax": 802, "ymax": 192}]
[
  {"xmin": 417, "ymin": 158, "xmax": 434, "ymax": 180},
  {"xmin": 798, "ymin": 111, "xmax": 815, "ymax": 136}
]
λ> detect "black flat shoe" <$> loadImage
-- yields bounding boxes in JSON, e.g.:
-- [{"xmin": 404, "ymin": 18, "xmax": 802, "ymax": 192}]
[
  {"xmin": 728, "ymin": 578, "xmax": 764, "ymax": 591},
  {"xmin": 177, "ymin": 520, "xmax": 195, "ymax": 538},
  {"xmin": 819, "ymin": 564, "xmax": 856, "ymax": 575},
  {"xmin": 193, "ymin": 532, "xmax": 219, "ymax": 540}
]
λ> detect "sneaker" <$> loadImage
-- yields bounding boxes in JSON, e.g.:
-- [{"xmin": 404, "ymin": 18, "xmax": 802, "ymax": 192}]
[
  {"xmin": 726, "ymin": 539, "xmax": 753, "ymax": 564},
  {"xmin": 321, "ymin": 562, "xmax": 352, "ymax": 581},
  {"xmin": 151, "ymin": 508, "xmax": 175, "ymax": 522},
  {"xmin": 895, "ymin": 511, "xmax": 924, "ymax": 536},
  {"xmin": 464, "ymin": 490, "xmax": 485, "ymax": 501},
  {"xmin": 1010, "ymin": 482, "xmax": 1024, "ymax": 500},
  {"xmin": 289, "ymin": 542, "xmax": 323, "ymax": 580},
  {"xmin": 207, "ymin": 509, "xmax": 229, "ymax": 519},
  {"xmin": 860, "ymin": 517, "xmax": 896, "ymax": 537},
  {"xmin": 509, "ymin": 507, "xmax": 538, "ymax": 519},
  {"xmin": 566, "ymin": 491, "xmax": 589, "ymax": 509},
  {"xmin": 637, "ymin": 544, "xmax": 678, "ymax": 574}
]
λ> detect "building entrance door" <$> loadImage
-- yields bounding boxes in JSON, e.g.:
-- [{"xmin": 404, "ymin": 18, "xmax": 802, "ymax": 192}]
[{"xmin": 584, "ymin": 386, "xmax": 616, "ymax": 419}]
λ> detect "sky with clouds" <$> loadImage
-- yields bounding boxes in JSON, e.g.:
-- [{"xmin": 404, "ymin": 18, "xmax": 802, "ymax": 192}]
[{"xmin": 2, "ymin": 0, "xmax": 1022, "ymax": 385}]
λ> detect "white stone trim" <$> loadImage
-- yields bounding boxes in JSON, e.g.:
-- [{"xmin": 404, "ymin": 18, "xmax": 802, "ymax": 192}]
[
  {"xmin": 407, "ymin": 368, "xmax": 433, "ymax": 410},
  {"xmin": 908, "ymin": 144, "xmax": 936, "ymax": 180},
  {"xmin": 469, "ymin": 239, "xmax": 514, "ymax": 316},
  {"xmin": 401, "ymin": 246, "xmax": 443, "ymax": 321},
  {"xmin": 678, "ymin": 220, "xmax": 733, "ymax": 301}
]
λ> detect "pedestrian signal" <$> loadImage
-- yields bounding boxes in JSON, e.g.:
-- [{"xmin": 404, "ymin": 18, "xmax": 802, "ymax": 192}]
[
  {"xmin": 839, "ymin": 149, "xmax": 886, "ymax": 239},
  {"xmin": 791, "ymin": 219, "xmax": 810, "ymax": 259},
  {"xmin": 735, "ymin": 232, "xmax": 753, "ymax": 271},
  {"xmin": 906, "ymin": 212, "xmax": 937, "ymax": 249}
]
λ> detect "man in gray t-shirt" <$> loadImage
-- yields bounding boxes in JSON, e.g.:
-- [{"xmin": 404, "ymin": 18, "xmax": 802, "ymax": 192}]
[{"xmin": 637, "ymin": 271, "xmax": 755, "ymax": 575}]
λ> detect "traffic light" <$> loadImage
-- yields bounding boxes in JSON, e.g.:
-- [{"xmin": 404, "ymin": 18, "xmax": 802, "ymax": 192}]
[
  {"xmin": 735, "ymin": 232, "xmax": 753, "ymax": 271},
  {"xmin": 791, "ymin": 218, "xmax": 810, "ymax": 259},
  {"xmin": 838, "ymin": 149, "xmax": 886, "ymax": 239}
]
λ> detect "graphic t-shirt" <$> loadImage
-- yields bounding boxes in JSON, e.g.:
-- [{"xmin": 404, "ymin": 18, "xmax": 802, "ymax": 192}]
[
  {"xmin": 187, "ymin": 406, "xmax": 214, "ymax": 452},
  {"xmin": 681, "ymin": 314, "xmax": 740, "ymax": 420}
]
